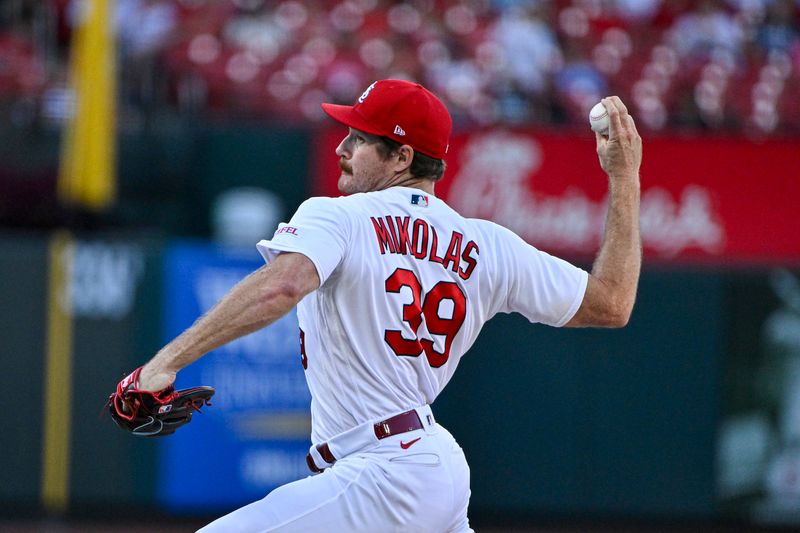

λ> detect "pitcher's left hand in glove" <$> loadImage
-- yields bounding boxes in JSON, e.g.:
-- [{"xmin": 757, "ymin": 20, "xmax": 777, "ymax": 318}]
[{"xmin": 107, "ymin": 366, "xmax": 214, "ymax": 437}]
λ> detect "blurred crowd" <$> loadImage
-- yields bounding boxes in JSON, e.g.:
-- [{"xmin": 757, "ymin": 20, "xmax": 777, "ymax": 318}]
[{"xmin": 1, "ymin": 0, "xmax": 799, "ymax": 134}]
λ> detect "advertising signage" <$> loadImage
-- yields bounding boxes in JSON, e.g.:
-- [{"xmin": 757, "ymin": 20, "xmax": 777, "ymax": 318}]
[
  {"xmin": 159, "ymin": 242, "xmax": 311, "ymax": 512},
  {"xmin": 314, "ymin": 128, "xmax": 800, "ymax": 264}
]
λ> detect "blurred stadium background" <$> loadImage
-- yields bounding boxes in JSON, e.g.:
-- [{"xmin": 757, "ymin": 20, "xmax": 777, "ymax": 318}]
[{"xmin": 2, "ymin": 0, "xmax": 800, "ymax": 531}]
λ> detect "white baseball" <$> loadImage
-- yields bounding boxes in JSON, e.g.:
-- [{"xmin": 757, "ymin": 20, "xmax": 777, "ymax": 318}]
[{"xmin": 589, "ymin": 102, "xmax": 609, "ymax": 135}]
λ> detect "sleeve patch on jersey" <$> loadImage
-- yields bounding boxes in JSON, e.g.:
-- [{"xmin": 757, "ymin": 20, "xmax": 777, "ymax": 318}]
[{"xmin": 274, "ymin": 225, "xmax": 299, "ymax": 236}]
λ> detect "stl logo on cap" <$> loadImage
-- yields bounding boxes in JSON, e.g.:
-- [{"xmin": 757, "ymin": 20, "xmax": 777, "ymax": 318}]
[
  {"xmin": 358, "ymin": 82, "xmax": 377, "ymax": 104},
  {"xmin": 321, "ymin": 79, "xmax": 452, "ymax": 160}
]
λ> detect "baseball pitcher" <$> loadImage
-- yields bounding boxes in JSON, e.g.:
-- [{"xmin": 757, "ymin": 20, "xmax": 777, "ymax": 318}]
[{"xmin": 108, "ymin": 79, "xmax": 642, "ymax": 532}]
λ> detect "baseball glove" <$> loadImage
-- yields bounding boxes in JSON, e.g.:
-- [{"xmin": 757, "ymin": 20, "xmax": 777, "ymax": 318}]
[{"xmin": 107, "ymin": 367, "xmax": 215, "ymax": 437}]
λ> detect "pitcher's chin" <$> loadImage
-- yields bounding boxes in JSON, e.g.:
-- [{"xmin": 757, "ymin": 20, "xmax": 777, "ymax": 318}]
[{"xmin": 337, "ymin": 173, "xmax": 354, "ymax": 194}]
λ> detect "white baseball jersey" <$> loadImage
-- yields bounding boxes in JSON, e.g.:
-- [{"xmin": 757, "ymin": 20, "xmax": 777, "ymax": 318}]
[{"xmin": 257, "ymin": 186, "xmax": 587, "ymax": 445}]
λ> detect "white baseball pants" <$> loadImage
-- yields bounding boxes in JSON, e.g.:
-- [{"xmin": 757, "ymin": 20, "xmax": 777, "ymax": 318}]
[{"xmin": 197, "ymin": 420, "xmax": 472, "ymax": 532}]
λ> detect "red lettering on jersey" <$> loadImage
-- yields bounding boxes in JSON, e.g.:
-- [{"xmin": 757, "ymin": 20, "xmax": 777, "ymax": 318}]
[
  {"xmin": 421, "ymin": 281, "xmax": 467, "ymax": 368},
  {"xmin": 384, "ymin": 268, "xmax": 424, "ymax": 357},
  {"xmin": 411, "ymin": 219, "xmax": 428, "ymax": 259},
  {"xmin": 442, "ymin": 231, "xmax": 463, "ymax": 273},
  {"xmin": 371, "ymin": 217, "xmax": 396, "ymax": 254},
  {"xmin": 372, "ymin": 216, "xmax": 480, "ymax": 279},
  {"xmin": 299, "ymin": 328, "xmax": 308, "ymax": 370},
  {"xmin": 428, "ymin": 227, "xmax": 444, "ymax": 265},
  {"xmin": 394, "ymin": 216, "xmax": 411, "ymax": 255},
  {"xmin": 459, "ymin": 241, "xmax": 479, "ymax": 280},
  {"xmin": 384, "ymin": 269, "xmax": 467, "ymax": 368},
  {"xmin": 384, "ymin": 216, "xmax": 402, "ymax": 254},
  {"xmin": 275, "ymin": 226, "xmax": 298, "ymax": 236}
]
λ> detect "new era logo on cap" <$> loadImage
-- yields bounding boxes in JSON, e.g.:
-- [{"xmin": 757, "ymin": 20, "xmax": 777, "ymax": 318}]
[{"xmin": 320, "ymin": 80, "xmax": 452, "ymax": 160}]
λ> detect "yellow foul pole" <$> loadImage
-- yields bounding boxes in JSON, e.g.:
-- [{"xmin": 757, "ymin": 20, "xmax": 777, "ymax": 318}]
[
  {"xmin": 41, "ymin": 231, "xmax": 74, "ymax": 513},
  {"xmin": 58, "ymin": 0, "xmax": 117, "ymax": 210}
]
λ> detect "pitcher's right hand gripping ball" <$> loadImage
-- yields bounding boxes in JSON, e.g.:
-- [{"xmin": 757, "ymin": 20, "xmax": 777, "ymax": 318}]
[{"xmin": 106, "ymin": 367, "xmax": 214, "ymax": 437}]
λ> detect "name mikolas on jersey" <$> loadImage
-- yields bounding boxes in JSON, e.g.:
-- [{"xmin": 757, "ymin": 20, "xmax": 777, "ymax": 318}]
[{"xmin": 369, "ymin": 215, "xmax": 480, "ymax": 281}]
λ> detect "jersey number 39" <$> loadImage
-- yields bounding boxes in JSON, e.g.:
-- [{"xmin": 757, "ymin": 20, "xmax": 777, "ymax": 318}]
[{"xmin": 384, "ymin": 268, "xmax": 467, "ymax": 368}]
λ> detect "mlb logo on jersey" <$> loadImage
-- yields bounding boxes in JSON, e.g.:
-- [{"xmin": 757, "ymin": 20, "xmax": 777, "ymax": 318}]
[{"xmin": 411, "ymin": 194, "xmax": 429, "ymax": 207}]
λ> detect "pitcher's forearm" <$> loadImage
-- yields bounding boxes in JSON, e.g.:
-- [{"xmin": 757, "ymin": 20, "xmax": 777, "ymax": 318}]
[
  {"xmin": 147, "ymin": 275, "xmax": 298, "ymax": 375},
  {"xmin": 146, "ymin": 253, "xmax": 320, "ymax": 376},
  {"xmin": 565, "ymin": 96, "xmax": 642, "ymax": 329},
  {"xmin": 591, "ymin": 177, "xmax": 641, "ymax": 321}
]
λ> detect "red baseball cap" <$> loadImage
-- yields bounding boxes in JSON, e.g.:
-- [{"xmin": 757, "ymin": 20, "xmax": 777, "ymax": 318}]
[{"xmin": 321, "ymin": 79, "xmax": 452, "ymax": 160}]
